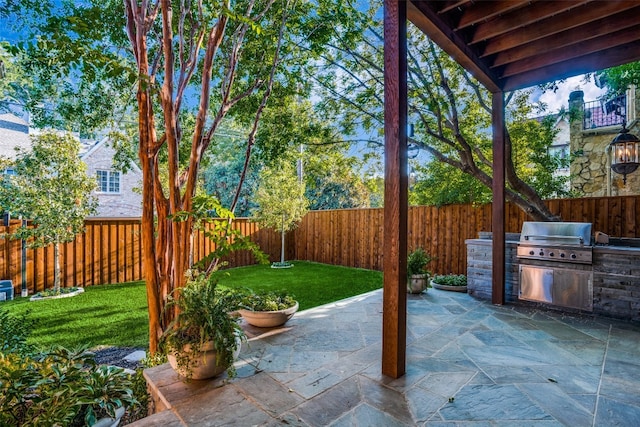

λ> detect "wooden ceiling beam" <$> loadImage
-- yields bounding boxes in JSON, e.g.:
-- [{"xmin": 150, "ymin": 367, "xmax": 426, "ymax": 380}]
[
  {"xmin": 438, "ymin": 1, "xmax": 472, "ymax": 15},
  {"xmin": 481, "ymin": 1, "xmax": 639, "ymax": 56},
  {"xmin": 492, "ymin": 12, "xmax": 640, "ymax": 68},
  {"xmin": 470, "ymin": 1, "xmax": 591, "ymax": 44},
  {"xmin": 408, "ymin": 1, "xmax": 501, "ymax": 92},
  {"xmin": 456, "ymin": 0, "xmax": 529, "ymax": 30},
  {"xmin": 500, "ymin": 26, "xmax": 640, "ymax": 78},
  {"xmin": 501, "ymin": 40, "xmax": 640, "ymax": 91}
]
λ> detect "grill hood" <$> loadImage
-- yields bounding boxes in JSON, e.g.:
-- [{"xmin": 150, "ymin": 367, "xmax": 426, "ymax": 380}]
[{"xmin": 520, "ymin": 222, "xmax": 592, "ymax": 246}]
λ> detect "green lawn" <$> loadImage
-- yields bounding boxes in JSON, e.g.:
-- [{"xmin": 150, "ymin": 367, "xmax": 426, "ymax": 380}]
[
  {"xmin": 2, "ymin": 261, "xmax": 382, "ymax": 350},
  {"xmin": 3, "ymin": 281, "xmax": 149, "ymax": 350},
  {"xmin": 216, "ymin": 261, "xmax": 382, "ymax": 311}
]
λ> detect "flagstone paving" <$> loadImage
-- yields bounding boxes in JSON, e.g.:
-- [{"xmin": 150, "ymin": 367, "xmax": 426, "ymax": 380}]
[{"xmin": 130, "ymin": 289, "xmax": 640, "ymax": 426}]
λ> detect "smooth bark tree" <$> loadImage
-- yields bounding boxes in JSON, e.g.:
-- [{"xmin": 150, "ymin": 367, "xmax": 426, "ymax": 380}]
[{"xmin": 123, "ymin": 0, "xmax": 296, "ymax": 352}]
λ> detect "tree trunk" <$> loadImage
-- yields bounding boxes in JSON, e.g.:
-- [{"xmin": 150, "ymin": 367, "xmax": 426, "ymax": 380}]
[
  {"xmin": 281, "ymin": 213, "xmax": 286, "ymax": 264},
  {"xmin": 53, "ymin": 242, "xmax": 60, "ymax": 293}
]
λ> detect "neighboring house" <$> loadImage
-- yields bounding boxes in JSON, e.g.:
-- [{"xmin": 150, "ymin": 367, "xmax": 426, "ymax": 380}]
[
  {"xmin": 548, "ymin": 116, "xmax": 570, "ymax": 182},
  {"xmin": 0, "ymin": 110, "xmax": 142, "ymax": 217},
  {"xmin": 0, "ymin": 112, "xmax": 31, "ymax": 162},
  {"xmin": 568, "ymin": 86, "xmax": 639, "ymax": 197},
  {"xmin": 81, "ymin": 137, "xmax": 142, "ymax": 218}
]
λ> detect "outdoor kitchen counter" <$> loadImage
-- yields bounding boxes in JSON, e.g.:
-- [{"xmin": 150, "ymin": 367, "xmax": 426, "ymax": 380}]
[{"xmin": 466, "ymin": 237, "xmax": 640, "ymax": 322}]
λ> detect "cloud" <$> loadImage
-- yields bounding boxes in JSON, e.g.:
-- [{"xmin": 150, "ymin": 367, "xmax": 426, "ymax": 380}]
[{"xmin": 536, "ymin": 75, "xmax": 607, "ymax": 113}]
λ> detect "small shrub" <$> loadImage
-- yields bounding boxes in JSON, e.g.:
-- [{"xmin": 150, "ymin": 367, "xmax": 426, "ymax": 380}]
[{"xmin": 432, "ymin": 274, "xmax": 467, "ymax": 287}]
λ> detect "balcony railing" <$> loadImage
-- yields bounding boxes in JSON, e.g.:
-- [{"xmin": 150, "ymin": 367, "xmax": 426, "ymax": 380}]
[{"xmin": 583, "ymin": 95, "xmax": 626, "ymax": 129}]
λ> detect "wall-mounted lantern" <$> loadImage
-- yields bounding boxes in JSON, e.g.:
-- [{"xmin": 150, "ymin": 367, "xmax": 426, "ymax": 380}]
[{"xmin": 610, "ymin": 122, "xmax": 639, "ymax": 184}]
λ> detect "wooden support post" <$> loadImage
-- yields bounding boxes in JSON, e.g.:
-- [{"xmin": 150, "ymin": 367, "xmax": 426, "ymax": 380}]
[
  {"xmin": 382, "ymin": 0, "xmax": 407, "ymax": 379},
  {"xmin": 492, "ymin": 92, "xmax": 506, "ymax": 305}
]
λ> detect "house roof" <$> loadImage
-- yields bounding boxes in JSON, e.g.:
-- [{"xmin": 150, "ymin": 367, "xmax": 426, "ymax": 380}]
[
  {"xmin": 0, "ymin": 112, "xmax": 31, "ymax": 159},
  {"xmin": 409, "ymin": 1, "xmax": 640, "ymax": 92},
  {"xmin": 80, "ymin": 136, "xmax": 142, "ymax": 174}
]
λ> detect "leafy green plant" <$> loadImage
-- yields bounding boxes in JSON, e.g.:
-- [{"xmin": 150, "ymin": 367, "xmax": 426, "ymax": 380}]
[
  {"xmin": 230, "ymin": 288, "xmax": 297, "ymax": 311},
  {"xmin": 0, "ymin": 307, "xmax": 36, "ymax": 356},
  {"xmin": 173, "ymin": 193, "xmax": 269, "ymax": 275},
  {"xmin": 159, "ymin": 271, "xmax": 244, "ymax": 379},
  {"xmin": 432, "ymin": 274, "xmax": 467, "ymax": 287},
  {"xmin": 0, "ymin": 346, "xmax": 137, "ymax": 427},
  {"xmin": 407, "ymin": 248, "xmax": 432, "ymax": 276}
]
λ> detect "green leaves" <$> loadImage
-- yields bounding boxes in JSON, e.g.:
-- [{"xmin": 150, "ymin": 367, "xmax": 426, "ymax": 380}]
[
  {"xmin": 253, "ymin": 160, "xmax": 308, "ymax": 232},
  {"xmin": 0, "ymin": 345, "xmax": 137, "ymax": 427}
]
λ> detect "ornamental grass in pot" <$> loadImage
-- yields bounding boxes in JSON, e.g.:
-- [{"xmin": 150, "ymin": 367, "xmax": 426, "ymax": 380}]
[
  {"xmin": 407, "ymin": 247, "xmax": 432, "ymax": 294},
  {"xmin": 160, "ymin": 271, "xmax": 244, "ymax": 380}
]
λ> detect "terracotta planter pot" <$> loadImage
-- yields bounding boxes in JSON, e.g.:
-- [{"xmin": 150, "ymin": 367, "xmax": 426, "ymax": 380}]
[
  {"xmin": 238, "ymin": 301, "xmax": 299, "ymax": 328},
  {"xmin": 168, "ymin": 339, "xmax": 241, "ymax": 380},
  {"xmin": 407, "ymin": 274, "xmax": 429, "ymax": 294}
]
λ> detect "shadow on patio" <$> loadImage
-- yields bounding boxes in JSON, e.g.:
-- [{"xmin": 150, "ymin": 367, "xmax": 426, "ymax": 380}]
[{"xmin": 131, "ymin": 289, "xmax": 640, "ymax": 426}]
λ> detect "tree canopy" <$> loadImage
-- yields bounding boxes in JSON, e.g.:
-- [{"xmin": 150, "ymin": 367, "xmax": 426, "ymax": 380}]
[{"xmin": 307, "ymin": 0, "xmax": 571, "ymax": 219}]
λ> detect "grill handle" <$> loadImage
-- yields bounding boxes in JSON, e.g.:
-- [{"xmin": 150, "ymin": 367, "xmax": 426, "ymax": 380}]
[{"xmin": 523, "ymin": 234, "xmax": 584, "ymax": 244}]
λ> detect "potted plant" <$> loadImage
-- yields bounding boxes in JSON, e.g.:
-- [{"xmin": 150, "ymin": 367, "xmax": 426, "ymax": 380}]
[
  {"xmin": 407, "ymin": 247, "xmax": 432, "ymax": 293},
  {"xmin": 431, "ymin": 274, "xmax": 467, "ymax": 292},
  {"xmin": 160, "ymin": 271, "xmax": 244, "ymax": 380},
  {"xmin": 232, "ymin": 288, "xmax": 299, "ymax": 328}
]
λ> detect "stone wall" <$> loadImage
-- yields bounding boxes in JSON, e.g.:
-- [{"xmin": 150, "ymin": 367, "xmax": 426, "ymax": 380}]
[
  {"xmin": 569, "ymin": 88, "xmax": 640, "ymax": 196},
  {"xmin": 466, "ymin": 237, "xmax": 519, "ymax": 302},
  {"xmin": 593, "ymin": 247, "xmax": 640, "ymax": 322}
]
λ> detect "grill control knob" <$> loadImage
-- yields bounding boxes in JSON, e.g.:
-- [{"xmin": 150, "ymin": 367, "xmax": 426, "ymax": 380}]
[
  {"xmin": 529, "ymin": 250, "xmax": 535, "ymax": 256},
  {"xmin": 560, "ymin": 253, "xmax": 566, "ymax": 258},
  {"xmin": 570, "ymin": 253, "xmax": 577, "ymax": 259},
  {"xmin": 549, "ymin": 252, "xmax": 555, "ymax": 257},
  {"xmin": 539, "ymin": 251, "xmax": 544, "ymax": 256}
]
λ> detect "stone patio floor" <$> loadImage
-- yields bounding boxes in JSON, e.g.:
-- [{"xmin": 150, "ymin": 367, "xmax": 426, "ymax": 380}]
[{"xmin": 130, "ymin": 288, "xmax": 640, "ymax": 426}]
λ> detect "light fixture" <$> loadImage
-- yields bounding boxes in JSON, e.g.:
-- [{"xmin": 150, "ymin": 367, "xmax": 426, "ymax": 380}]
[{"xmin": 610, "ymin": 121, "xmax": 640, "ymax": 184}]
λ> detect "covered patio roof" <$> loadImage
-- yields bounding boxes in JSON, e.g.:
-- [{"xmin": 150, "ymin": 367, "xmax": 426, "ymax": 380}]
[
  {"xmin": 382, "ymin": 1, "xmax": 640, "ymax": 378},
  {"xmin": 408, "ymin": 0, "xmax": 640, "ymax": 92}
]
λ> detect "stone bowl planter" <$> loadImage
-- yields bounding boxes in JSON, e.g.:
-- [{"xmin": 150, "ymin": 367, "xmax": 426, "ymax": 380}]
[
  {"xmin": 238, "ymin": 301, "xmax": 299, "ymax": 328},
  {"xmin": 430, "ymin": 279, "xmax": 467, "ymax": 293}
]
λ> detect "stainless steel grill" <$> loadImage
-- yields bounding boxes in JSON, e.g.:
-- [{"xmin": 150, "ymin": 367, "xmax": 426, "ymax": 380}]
[
  {"xmin": 516, "ymin": 222, "xmax": 593, "ymax": 311},
  {"xmin": 517, "ymin": 221, "xmax": 593, "ymax": 265}
]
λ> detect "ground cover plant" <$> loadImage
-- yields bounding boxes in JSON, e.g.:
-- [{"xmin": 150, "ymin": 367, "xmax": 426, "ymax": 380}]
[
  {"xmin": 0, "ymin": 308, "xmax": 139, "ymax": 426},
  {"xmin": 216, "ymin": 261, "xmax": 383, "ymax": 311}
]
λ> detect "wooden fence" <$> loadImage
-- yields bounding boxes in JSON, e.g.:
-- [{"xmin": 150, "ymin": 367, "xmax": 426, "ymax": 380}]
[
  {"xmin": 0, "ymin": 218, "xmax": 284, "ymax": 295},
  {"xmin": 1, "ymin": 195, "xmax": 639, "ymax": 294}
]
